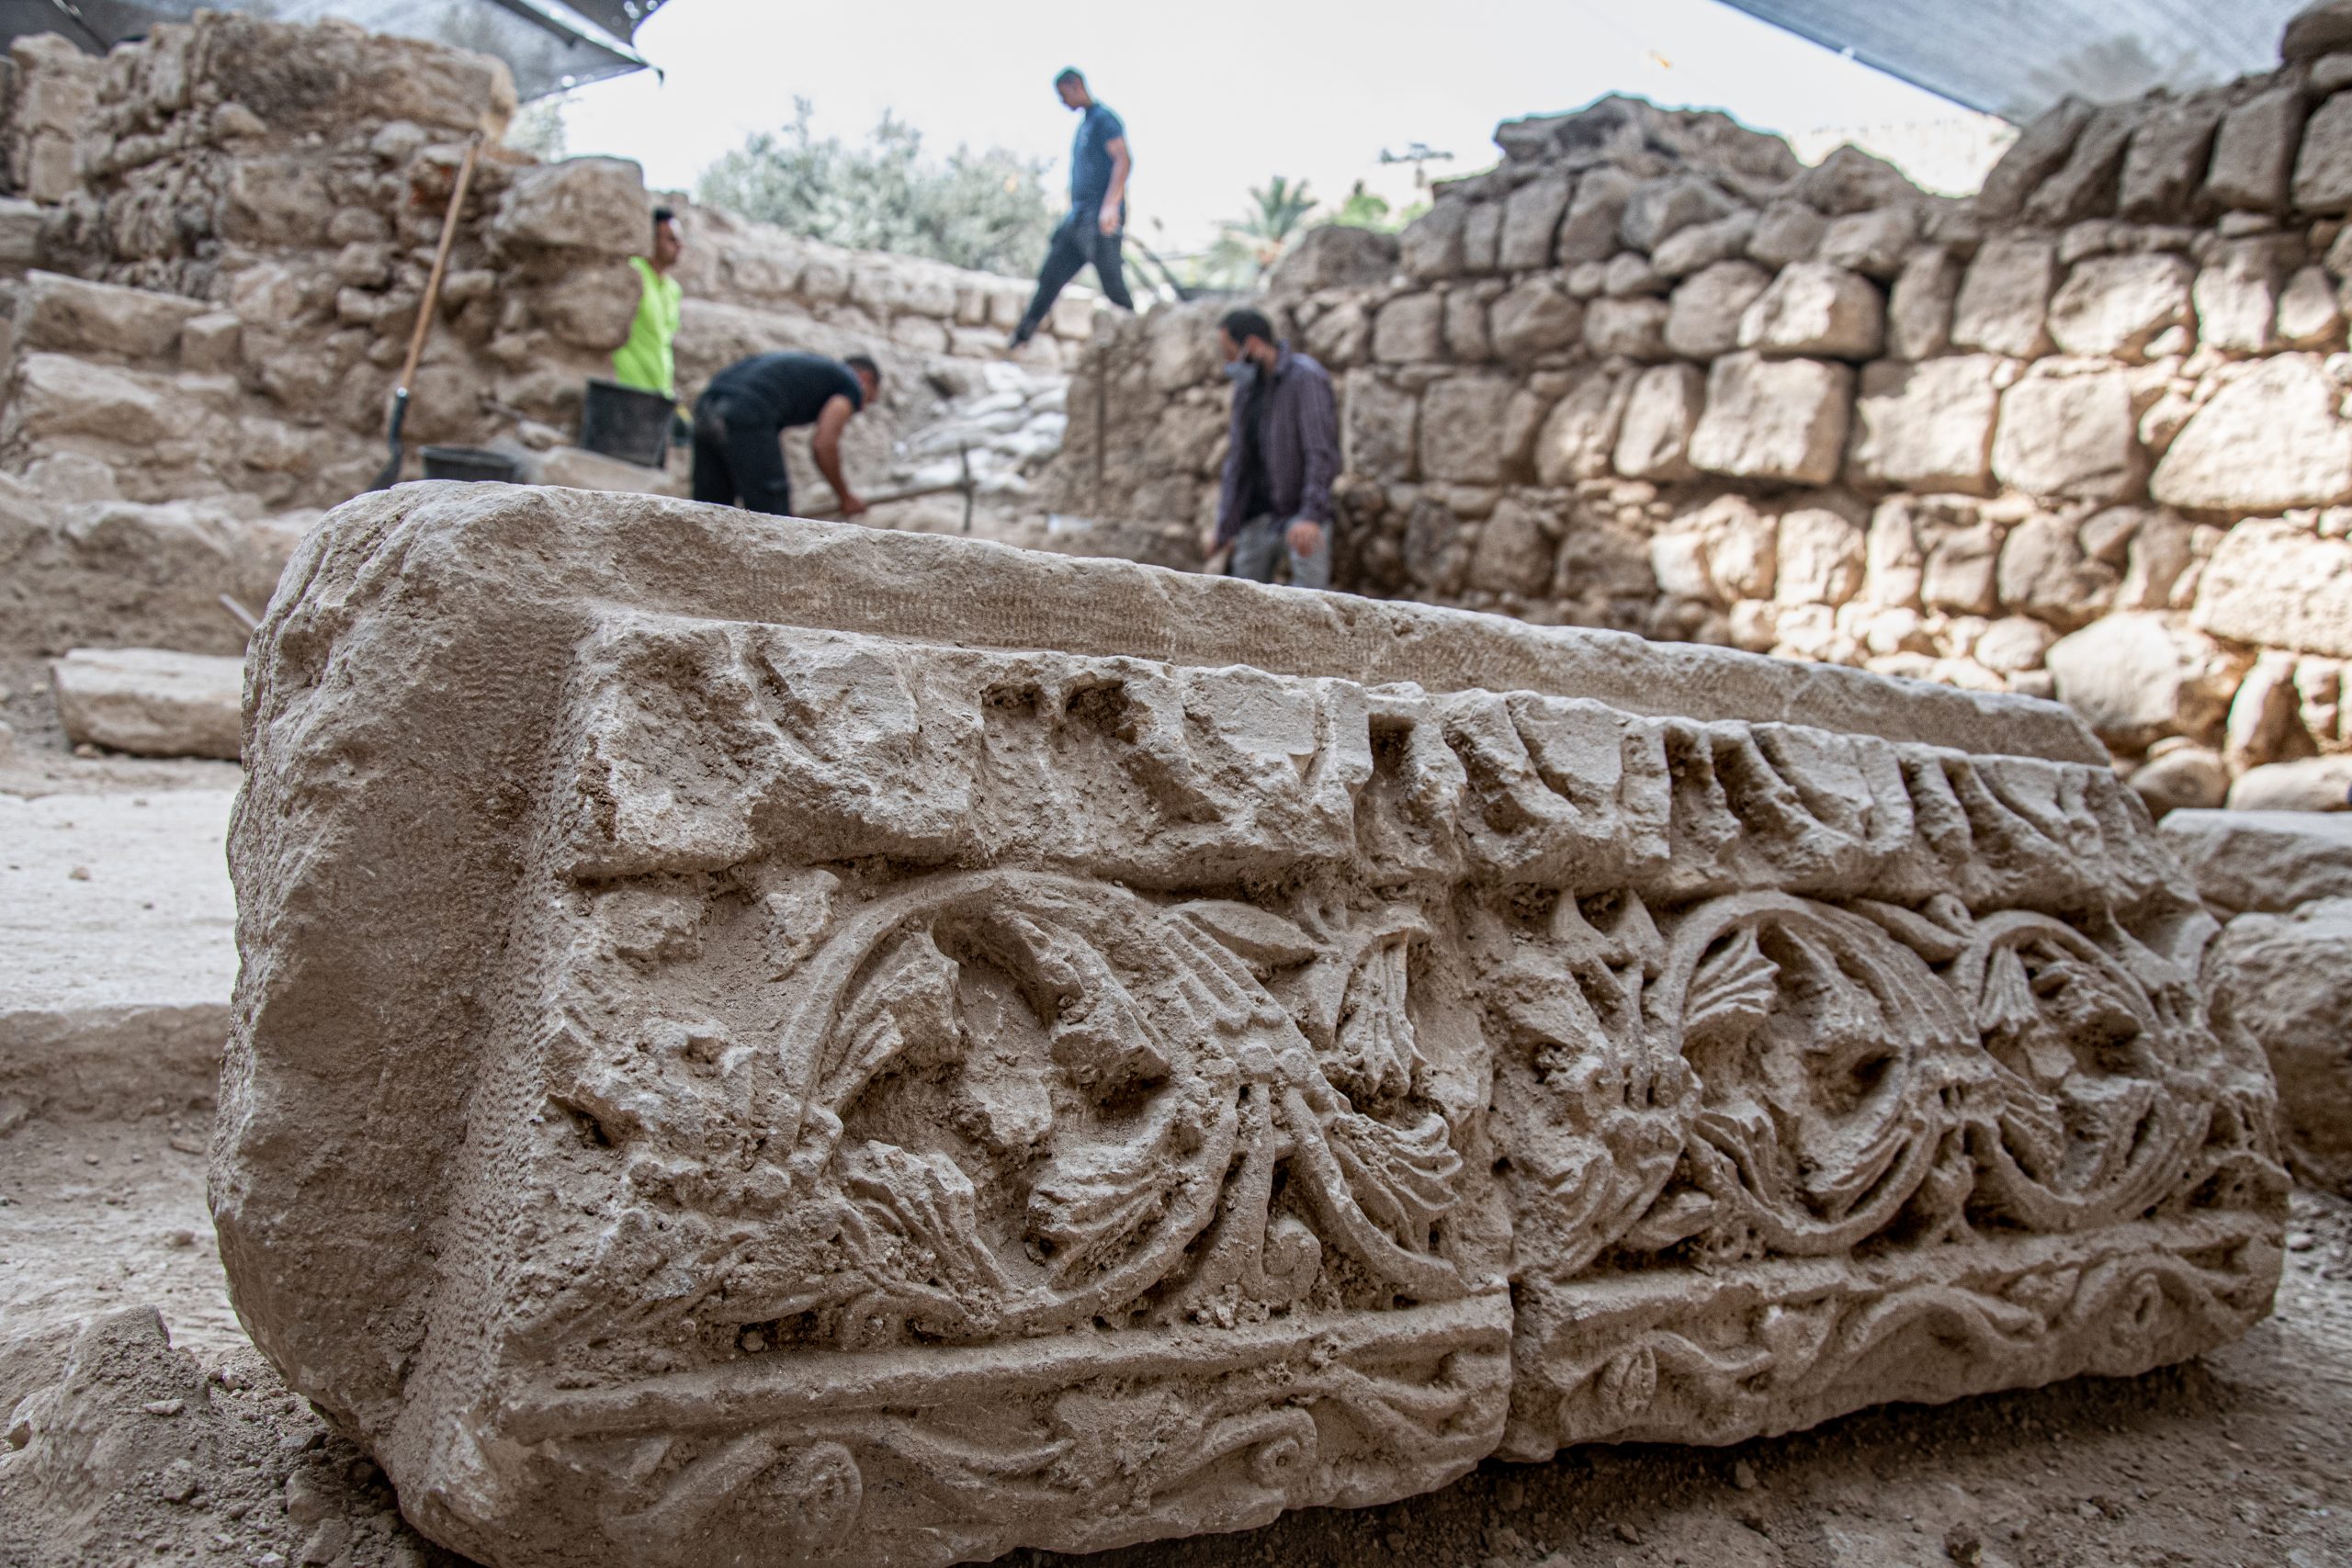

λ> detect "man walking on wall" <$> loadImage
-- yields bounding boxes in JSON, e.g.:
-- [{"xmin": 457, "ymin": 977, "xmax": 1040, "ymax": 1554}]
[
  {"xmin": 691, "ymin": 350, "xmax": 879, "ymax": 517},
  {"xmin": 1010, "ymin": 68, "xmax": 1134, "ymax": 348},
  {"xmin": 1204, "ymin": 308, "xmax": 1340, "ymax": 591}
]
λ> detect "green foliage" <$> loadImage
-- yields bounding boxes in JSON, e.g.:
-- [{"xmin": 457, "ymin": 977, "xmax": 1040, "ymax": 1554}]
[
  {"xmin": 1240, "ymin": 175, "xmax": 1319, "ymax": 244},
  {"xmin": 1197, "ymin": 175, "xmax": 1323, "ymax": 289},
  {"xmin": 1330, "ymin": 182, "xmax": 1391, "ymax": 229},
  {"xmin": 1329, "ymin": 181, "xmax": 1423, "ymax": 232},
  {"xmin": 697, "ymin": 99, "xmax": 1057, "ymax": 277}
]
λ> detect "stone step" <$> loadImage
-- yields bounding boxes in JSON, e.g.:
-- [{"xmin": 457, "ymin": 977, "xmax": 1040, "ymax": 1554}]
[
  {"xmin": 51, "ymin": 648, "xmax": 243, "ymax": 761},
  {"xmin": 2162, "ymin": 807, "xmax": 2352, "ymax": 914},
  {"xmin": 0, "ymin": 787, "xmax": 237, "ymax": 1128}
]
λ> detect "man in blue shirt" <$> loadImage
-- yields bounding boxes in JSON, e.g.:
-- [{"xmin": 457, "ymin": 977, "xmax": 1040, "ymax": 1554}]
[{"xmin": 1010, "ymin": 68, "xmax": 1135, "ymax": 348}]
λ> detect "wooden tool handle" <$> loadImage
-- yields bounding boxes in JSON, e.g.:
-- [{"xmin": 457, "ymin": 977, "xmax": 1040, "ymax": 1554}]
[{"xmin": 394, "ymin": 134, "xmax": 482, "ymax": 397}]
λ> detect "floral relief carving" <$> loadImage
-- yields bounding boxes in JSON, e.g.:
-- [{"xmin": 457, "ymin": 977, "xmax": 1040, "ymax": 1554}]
[{"xmin": 229, "ymin": 590, "xmax": 2283, "ymax": 1568}]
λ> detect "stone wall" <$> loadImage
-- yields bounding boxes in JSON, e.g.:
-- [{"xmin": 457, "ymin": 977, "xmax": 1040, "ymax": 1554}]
[
  {"xmin": 0, "ymin": 15, "xmax": 1091, "ymax": 657},
  {"xmin": 1046, "ymin": 41, "xmax": 2352, "ymax": 816}
]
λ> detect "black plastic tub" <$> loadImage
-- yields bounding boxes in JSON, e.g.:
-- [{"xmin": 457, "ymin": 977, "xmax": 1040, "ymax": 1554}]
[
  {"xmin": 421, "ymin": 445, "xmax": 524, "ymax": 483},
  {"xmin": 580, "ymin": 378, "xmax": 674, "ymax": 468}
]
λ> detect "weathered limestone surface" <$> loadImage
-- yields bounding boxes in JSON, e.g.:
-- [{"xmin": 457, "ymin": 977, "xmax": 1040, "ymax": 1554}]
[
  {"xmin": 50, "ymin": 646, "xmax": 243, "ymax": 759},
  {"xmin": 2161, "ymin": 807, "xmax": 2352, "ymax": 914},
  {"xmin": 0, "ymin": 788, "xmax": 238, "ymax": 1122},
  {"xmin": 220, "ymin": 485, "xmax": 2284, "ymax": 1568},
  {"xmin": 2165, "ymin": 808, "xmax": 2352, "ymax": 1194},
  {"xmin": 2212, "ymin": 896, "xmax": 2352, "ymax": 1195}
]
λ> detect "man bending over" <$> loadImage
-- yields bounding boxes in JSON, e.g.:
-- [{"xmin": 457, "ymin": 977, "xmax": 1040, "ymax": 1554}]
[{"xmin": 691, "ymin": 351, "xmax": 879, "ymax": 517}]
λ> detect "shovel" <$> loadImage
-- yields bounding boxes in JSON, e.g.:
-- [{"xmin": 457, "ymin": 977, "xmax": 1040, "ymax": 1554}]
[
  {"xmin": 368, "ymin": 134, "xmax": 482, "ymax": 491},
  {"xmin": 802, "ymin": 477, "xmax": 976, "ymax": 520}
]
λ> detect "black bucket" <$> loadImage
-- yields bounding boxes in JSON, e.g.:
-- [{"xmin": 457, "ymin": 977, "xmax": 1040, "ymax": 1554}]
[
  {"xmin": 580, "ymin": 378, "xmax": 674, "ymax": 468},
  {"xmin": 422, "ymin": 445, "xmax": 524, "ymax": 483}
]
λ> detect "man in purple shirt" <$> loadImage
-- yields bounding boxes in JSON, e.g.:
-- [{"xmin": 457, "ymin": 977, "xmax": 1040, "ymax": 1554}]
[{"xmin": 1204, "ymin": 308, "xmax": 1341, "ymax": 590}]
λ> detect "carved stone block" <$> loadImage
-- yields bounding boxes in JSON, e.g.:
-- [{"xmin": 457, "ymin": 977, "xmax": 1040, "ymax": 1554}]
[{"xmin": 219, "ymin": 487, "xmax": 2286, "ymax": 1568}]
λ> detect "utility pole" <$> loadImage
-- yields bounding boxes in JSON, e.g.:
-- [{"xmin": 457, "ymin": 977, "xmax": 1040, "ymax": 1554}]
[{"xmin": 1378, "ymin": 141, "xmax": 1456, "ymax": 190}]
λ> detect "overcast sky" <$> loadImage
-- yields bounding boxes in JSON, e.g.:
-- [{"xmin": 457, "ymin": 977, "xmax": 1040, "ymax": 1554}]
[{"xmin": 560, "ymin": 0, "xmax": 1966, "ymax": 255}]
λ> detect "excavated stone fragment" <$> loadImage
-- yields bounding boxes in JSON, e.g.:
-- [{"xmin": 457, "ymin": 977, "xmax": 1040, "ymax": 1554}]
[
  {"xmin": 1581, "ymin": 296, "xmax": 1670, "ymax": 360},
  {"xmin": 1978, "ymin": 99, "xmax": 2094, "ymax": 219},
  {"xmin": 1664, "ymin": 260, "xmax": 1771, "ymax": 360},
  {"xmin": 2205, "ymin": 86, "xmax": 2304, "ymax": 212},
  {"xmin": 1847, "ymin": 355, "xmax": 2001, "ymax": 495},
  {"xmin": 2047, "ymin": 254, "xmax": 2195, "ymax": 359},
  {"xmin": 1419, "ymin": 377, "xmax": 1513, "ymax": 482},
  {"xmin": 1990, "ymin": 369, "xmax": 2146, "ymax": 502},
  {"xmin": 1736, "ymin": 262, "xmax": 1884, "ymax": 359},
  {"xmin": 2161, "ymin": 808, "xmax": 2352, "ymax": 915},
  {"xmin": 1611, "ymin": 363, "xmax": 1704, "ymax": 481},
  {"xmin": 1497, "ymin": 174, "xmax": 1573, "ymax": 272},
  {"xmin": 492, "ymin": 157, "xmax": 650, "ymax": 257},
  {"xmin": 2296, "ymin": 90, "xmax": 2352, "ymax": 211},
  {"xmin": 220, "ymin": 486, "xmax": 2287, "ymax": 1568},
  {"xmin": 1400, "ymin": 203, "xmax": 1470, "ymax": 281},
  {"xmin": 2211, "ymin": 894, "xmax": 2352, "ymax": 1194},
  {"xmin": 1886, "ymin": 247, "xmax": 1959, "ymax": 360},
  {"xmin": 1488, "ymin": 278, "xmax": 1582, "ymax": 361},
  {"xmin": 1373, "ymin": 294, "xmax": 1443, "ymax": 363},
  {"xmin": 1689, "ymin": 352, "xmax": 1853, "ymax": 483},
  {"xmin": 1951, "ymin": 239, "xmax": 2058, "ymax": 358},
  {"xmin": 2191, "ymin": 515, "xmax": 2352, "ymax": 657},
  {"xmin": 2025, "ymin": 104, "xmax": 2143, "ymax": 224},
  {"xmin": 49, "ymin": 647, "xmax": 243, "ymax": 760},
  {"xmin": 2119, "ymin": 94, "xmax": 2228, "ymax": 220},
  {"xmin": 2154, "ymin": 358, "xmax": 2352, "ymax": 513}
]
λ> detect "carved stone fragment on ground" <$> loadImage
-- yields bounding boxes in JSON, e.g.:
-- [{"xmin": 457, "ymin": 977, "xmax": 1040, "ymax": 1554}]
[{"xmin": 219, "ymin": 488, "xmax": 2287, "ymax": 1568}]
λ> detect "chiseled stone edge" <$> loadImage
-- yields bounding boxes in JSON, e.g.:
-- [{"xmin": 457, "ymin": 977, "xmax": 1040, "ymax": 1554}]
[{"xmin": 267, "ymin": 485, "xmax": 2106, "ymax": 763}]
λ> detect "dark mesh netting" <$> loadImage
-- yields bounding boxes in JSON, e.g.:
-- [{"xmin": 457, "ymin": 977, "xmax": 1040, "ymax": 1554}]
[
  {"xmin": 0, "ymin": 0, "xmax": 668, "ymax": 97},
  {"xmin": 1721, "ymin": 0, "xmax": 2308, "ymax": 121}
]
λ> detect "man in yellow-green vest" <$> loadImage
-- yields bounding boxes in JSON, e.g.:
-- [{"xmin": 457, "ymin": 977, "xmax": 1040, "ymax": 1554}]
[{"xmin": 612, "ymin": 205, "xmax": 683, "ymax": 396}]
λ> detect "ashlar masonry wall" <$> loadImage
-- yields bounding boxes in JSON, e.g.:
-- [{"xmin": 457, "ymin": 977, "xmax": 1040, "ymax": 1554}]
[{"xmin": 1046, "ymin": 50, "xmax": 2352, "ymax": 815}]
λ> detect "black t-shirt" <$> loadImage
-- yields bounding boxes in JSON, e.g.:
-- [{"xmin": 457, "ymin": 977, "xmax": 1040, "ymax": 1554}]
[
  {"xmin": 1234, "ymin": 368, "xmax": 1273, "ymax": 522},
  {"xmin": 707, "ymin": 352, "xmax": 865, "ymax": 432}
]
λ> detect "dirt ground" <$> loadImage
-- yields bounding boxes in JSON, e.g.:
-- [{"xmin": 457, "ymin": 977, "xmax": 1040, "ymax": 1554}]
[
  {"xmin": 3, "ymin": 744, "xmax": 2349, "ymax": 1568},
  {"xmin": 0, "ymin": 1091, "xmax": 2345, "ymax": 1568}
]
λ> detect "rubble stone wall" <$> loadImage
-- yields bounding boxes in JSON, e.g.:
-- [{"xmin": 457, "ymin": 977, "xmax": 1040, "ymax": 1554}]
[
  {"xmin": 0, "ymin": 16, "xmax": 1088, "ymax": 658},
  {"xmin": 1046, "ymin": 62, "xmax": 2352, "ymax": 815}
]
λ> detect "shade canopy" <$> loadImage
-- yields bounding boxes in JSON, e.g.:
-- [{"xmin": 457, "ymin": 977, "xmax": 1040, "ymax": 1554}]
[
  {"xmin": 0, "ymin": 0, "xmax": 668, "ymax": 99},
  {"xmin": 1716, "ymin": 0, "xmax": 2306, "ymax": 121}
]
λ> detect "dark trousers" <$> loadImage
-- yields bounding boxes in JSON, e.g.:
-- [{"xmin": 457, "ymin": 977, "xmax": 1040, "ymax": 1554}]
[
  {"xmin": 1015, "ymin": 214, "xmax": 1133, "ymax": 342},
  {"xmin": 690, "ymin": 391, "xmax": 792, "ymax": 514}
]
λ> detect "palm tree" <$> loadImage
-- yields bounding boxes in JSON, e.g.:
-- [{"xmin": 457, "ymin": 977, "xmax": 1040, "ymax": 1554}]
[
  {"xmin": 1239, "ymin": 176, "xmax": 1318, "ymax": 246},
  {"xmin": 1200, "ymin": 175, "xmax": 1319, "ymax": 288}
]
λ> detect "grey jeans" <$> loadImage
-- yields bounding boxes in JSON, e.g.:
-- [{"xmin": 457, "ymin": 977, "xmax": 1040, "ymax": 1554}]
[{"xmin": 1227, "ymin": 513, "xmax": 1330, "ymax": 591}]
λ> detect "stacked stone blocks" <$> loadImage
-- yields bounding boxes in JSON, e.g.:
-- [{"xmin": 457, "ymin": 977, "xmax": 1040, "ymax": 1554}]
[{"xmin": 1047, "ymin": 76, "xmax": 2352, "ymax": 813}]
